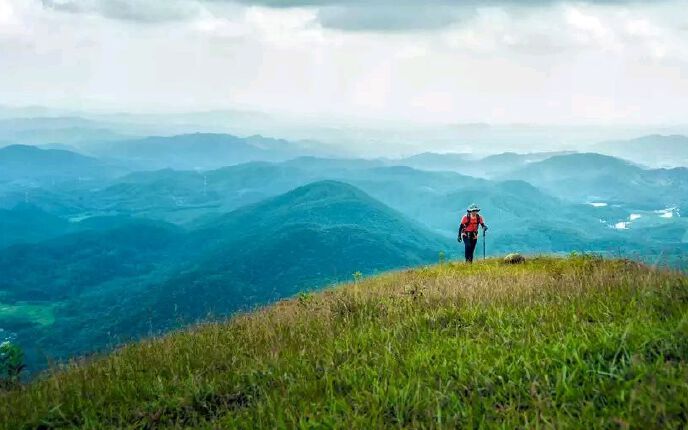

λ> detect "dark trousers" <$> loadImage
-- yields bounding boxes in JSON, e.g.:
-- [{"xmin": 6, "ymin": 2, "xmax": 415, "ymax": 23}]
[{"xmin": 463, "ymin": 234, "xmax": 478, "ymax": 263}]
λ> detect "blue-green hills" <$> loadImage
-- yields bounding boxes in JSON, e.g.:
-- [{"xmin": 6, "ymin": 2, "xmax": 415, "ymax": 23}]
[{"xmin": 1, "ymin": 181, "xmax": 447, "ymax": 375}]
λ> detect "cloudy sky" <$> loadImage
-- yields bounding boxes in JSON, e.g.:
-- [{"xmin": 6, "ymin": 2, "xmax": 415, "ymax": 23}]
[{"xmin": 0, "ymin": 0, "xmax": 687, "ymax": 125}]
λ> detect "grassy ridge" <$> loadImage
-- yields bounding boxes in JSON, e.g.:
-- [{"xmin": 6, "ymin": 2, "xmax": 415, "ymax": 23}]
[{"xmin": 2, "ymin": 256, "xmax": 688, "ymax": 429}]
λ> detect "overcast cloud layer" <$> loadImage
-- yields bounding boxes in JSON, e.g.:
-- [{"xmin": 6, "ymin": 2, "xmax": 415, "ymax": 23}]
[{"xmin": 1, "ymin": 0, "xmax": 687, "ymax": 124}]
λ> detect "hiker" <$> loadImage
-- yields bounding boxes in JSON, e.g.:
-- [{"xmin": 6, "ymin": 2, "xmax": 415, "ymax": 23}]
[{"xmin": 457, "ymin": 203, "xmax": 488, "ymax": 263}]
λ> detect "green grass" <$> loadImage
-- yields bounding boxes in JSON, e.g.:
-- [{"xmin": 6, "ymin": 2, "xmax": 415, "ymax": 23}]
[{"xmin": 2, "ymin": 256, "xmax": 688, "ymax": 429}]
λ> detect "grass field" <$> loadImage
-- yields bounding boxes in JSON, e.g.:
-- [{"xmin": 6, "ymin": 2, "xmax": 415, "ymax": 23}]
[{"xmin": 1, "ymin": 256, "xmax": 687, "ymax": 429}]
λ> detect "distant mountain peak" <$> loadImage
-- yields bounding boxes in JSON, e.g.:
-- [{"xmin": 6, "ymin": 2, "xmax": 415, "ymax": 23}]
[
  {"xmin": 1, "ymin": 143, "xmax": 90, "ymax": 158},
  {"xmin": 276, "ymin": 180, "xmax": 371, "ymax": 203},
  {"xmin": 538, "ymin": 152, "xmax": 636, "ymax": 167},
  {"xmin": 1, "ymin": 143, "xmax": 42, "ymax": 152},
  {"xmin": 593, "ymin": 134, "xmax": 688, "ymax": 168}
]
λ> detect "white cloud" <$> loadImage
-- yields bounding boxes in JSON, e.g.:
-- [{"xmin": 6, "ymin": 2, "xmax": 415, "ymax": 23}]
[
  {"xmin": 565, "ymin": 7, "xmax": 614, "ymax": 47},
  {"xmin": 40, "ymin": 0, "xmax": 202, "ymax": 22},
  {"xmin": 0, "ymin": 0, "xmax": 28, "ymax": 37},
  {"xmin": 0, "ymin": 0, "xmax": 686, "ymax": 125},
  {"xmin": 0, "ymin": 0, "xmax": 12, "ymax": 23},
  {"xmin": 243, "ymin": 6, "xmax": 326, "ymax": 47}
]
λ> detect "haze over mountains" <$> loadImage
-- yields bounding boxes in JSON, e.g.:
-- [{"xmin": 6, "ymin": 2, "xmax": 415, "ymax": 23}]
[
  {"xmin": 1, "ymin": 111, "xmax": 687, "ymax": 377},
  {"xmin": 594, "ymin": 135, "xmax": 688, "ymax": 168},
  {"xmin": 2, "ymin": 105, "xmax": 687, "ymax": 158}
]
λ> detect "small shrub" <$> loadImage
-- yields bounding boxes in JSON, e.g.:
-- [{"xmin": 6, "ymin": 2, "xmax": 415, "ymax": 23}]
[
  {"xmin": 298, "ymin": 292, "xmax": 314, "ymax": 306},
  {"xmin": 0, "ymin": 341, "xmax": 25, "ymax": 389}
]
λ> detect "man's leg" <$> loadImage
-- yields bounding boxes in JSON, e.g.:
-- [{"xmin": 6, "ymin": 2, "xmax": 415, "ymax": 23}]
[
  {"xmin": 469, "ymin": 237, "xmax": 478, "ymax": 262},
  {"xmin": 464, "ymin": 237, "xmax": 472, "ymax": 262}
]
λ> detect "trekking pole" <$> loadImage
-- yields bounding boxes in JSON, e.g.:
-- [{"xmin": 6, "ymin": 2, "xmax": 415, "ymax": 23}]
[{"xmin": 483, "ymin": 229, "xmax": 486, "ymax": 260}]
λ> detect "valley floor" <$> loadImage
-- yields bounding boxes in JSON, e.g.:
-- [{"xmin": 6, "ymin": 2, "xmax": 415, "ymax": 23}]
[{"xmin": 2, "ymin": 256, "xmax": 687, "ymax": 429}]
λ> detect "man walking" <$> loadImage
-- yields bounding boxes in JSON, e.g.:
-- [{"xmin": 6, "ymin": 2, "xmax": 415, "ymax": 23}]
[{"xmin": 457, "ymin": 203, "xmax": 488, "ymax": 263}]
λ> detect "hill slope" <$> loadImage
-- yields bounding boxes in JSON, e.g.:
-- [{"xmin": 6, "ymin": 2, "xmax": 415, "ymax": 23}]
[
  {"xmin": 2, "ymin": 181, "xmax": 448, "ymax": 375},
  {"xmin": 0, "ymin": 144, "xmax": 122, "ymax": 183},
  {"xmin": 112, "ymin": 180, "xmax": 449, "ymax": 334},
  {"xmin": 2, "ymin": 256, "xmax": 687, "ymax": 429},
  {"xmin": 502, "ymin": 153, "xmax": 688, "ymax": 210},
  {"xmin": 0, "ymin": 204, "xmax": 75, "ymax": 248}
]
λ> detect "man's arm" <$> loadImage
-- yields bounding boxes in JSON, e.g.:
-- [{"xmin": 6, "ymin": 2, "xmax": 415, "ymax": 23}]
[{"xmin": 457, "ymin": 223, "xmax": 465, "ymax": 242}]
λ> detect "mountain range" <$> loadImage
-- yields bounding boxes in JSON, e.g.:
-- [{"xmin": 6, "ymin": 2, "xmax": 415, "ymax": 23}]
[
  {"xmin": 2, "ymin": 131, "xmax": 688, "ymax": 377},
  {"xmin": 85, "ymin": 133, "xmax": 314, "ymax": 170},
  {"xmin": 502, "ymin": 152, "xmax": 688, "ymax": 212},
  {"xmin": 1, "ymin": 181, "xmax": 448, "ymax": 375},
  {"xmin": 394, "ymin": 151, "xmax": 575, "ymax": 178},
  {"xmin": 594, "ymin": 134, "xmax": 688, "ymax": 168},
  {"xmin": 0, "ymin": 144, "xmax": 123, "ymax": 184}
]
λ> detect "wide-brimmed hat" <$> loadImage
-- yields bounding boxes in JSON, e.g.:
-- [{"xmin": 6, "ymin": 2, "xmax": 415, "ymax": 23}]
[{"xmin": 467, "ymin": 203, "xmax": 480, "ymax": 212}]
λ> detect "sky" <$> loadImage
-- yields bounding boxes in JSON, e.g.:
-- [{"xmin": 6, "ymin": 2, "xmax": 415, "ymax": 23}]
[{"xmin": 0, "ymin": 0, "xmax": 687, "ymax": 125}]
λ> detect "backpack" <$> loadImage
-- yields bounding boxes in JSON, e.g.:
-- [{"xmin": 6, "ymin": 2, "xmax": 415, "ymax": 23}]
[{"xmin": 462, "ymin": 212, "xmax": 482, "ymax": 230}]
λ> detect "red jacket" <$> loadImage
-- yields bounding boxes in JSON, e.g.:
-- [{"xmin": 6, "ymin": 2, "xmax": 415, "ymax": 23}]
[{"xmin": 461, "ymin": 214, "xmax": 484, "ymax": 233}]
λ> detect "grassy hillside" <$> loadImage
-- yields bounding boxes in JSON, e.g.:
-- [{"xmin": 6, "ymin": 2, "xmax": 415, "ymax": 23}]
[{"xmin": 2, "ymin": 256, "xmax": 687, "ymax": 429}]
